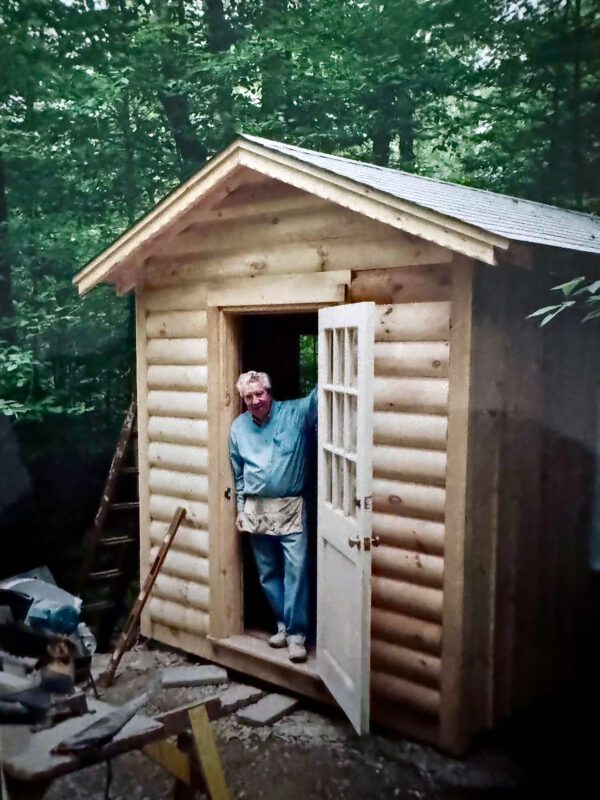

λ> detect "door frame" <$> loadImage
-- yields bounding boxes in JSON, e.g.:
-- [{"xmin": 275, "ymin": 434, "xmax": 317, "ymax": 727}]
[{"xmin": 207, "ymin": 300, "xmax": 339, "ymax": 640}]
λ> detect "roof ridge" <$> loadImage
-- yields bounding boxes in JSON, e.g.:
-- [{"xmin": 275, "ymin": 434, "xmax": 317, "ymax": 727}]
[{"xmin": 240, "ymin": 133, "xmax": 599, "ymax": 223}]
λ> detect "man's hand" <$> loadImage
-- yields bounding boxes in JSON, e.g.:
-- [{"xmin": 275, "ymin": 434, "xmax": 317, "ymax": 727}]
[{"xmin": 236, "ymin": 511, "xmax": 251, "ymax": 532}]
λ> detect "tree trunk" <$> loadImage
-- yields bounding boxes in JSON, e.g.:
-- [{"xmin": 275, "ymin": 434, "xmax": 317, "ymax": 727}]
[
  {"xmin": 154, "ymin": 0, "xmax": 208, "ymax": 177},
  {"xmin": 397, "ymin": 88, "xmax": 416, "ymax": 170},
  {"xmin": 0, "ymin": 153, "xmax": 15, "ymax": 344},
  {"xmin": 118, "ymin": 90, "xmax": 138, "ymax": 226},
  {"xmin": 204, "ymin": 0, "xmax": 236, "ymax": 148}
]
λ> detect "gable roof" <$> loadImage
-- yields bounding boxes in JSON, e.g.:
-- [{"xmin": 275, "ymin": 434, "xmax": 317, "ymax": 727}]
[
  {"xmin": 73, "ymin": 134, "xmax": 600, "ymax": 295},
  {"xmin": 242, "ymin": 135, "xmax": 600, "ymax": 256}
]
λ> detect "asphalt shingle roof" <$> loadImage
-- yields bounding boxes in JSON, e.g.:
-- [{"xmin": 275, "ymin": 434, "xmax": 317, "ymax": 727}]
[{"xmin": 243, "ymin": 134, "xmax": 600, "ymax": 256}]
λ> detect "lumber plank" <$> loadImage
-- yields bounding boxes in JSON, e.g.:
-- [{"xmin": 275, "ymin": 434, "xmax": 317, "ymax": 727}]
[
  {"xmin": 148, "ymin": 390, "xmax": 208, "ymax": 419},
  {"xmin": 439, "ymin": 257, "xmax": 474, "ymax": 752},
  {"xmin": 148, "ymin": 441, "xmax": 208, "ymax": 474},
  {"xmin": 146, "ymin": 310, "xmax": 207, "ymax": 339},
  {"xmin": 149, "ymin": 520, "xmax": 209, "ymax": 557},
  {"xmin": 350, "ymin": 265, "xmax": 452, "ymax": 304},
  {"xmin": 374, "ymin": 341, "xmax": 449, "ymax": 378},
  {"xmin": 371, "ymin": 607, "xmax": 442, "ymax": 655},
  {"xmin": 373, "ymin": 411, "xmax": 448, "ymax": 450},
  {"xmin": 372, "ymin": 513, "xmax": 445, "ymax": 555},
  {"xmin": 372, "ymin": 575, "xmax": 443, "ymax": 622},
  {"xmin": 206, "ymin": 270, "xmax": 350, "ymax": 308},
  {"xmin": 148, "ymin": 416, "xmax": 208, "ymax": 446},
  {"xmin": 147, "ymin": 338, "xmax": 208, "ymax": 365},
  {"xmin": 375, "ymin": 302, "xmax": 451, "ymax": 342},
  {"xmin": 373, "ymin": 445, "xmax": 447, "ymax": 485}
]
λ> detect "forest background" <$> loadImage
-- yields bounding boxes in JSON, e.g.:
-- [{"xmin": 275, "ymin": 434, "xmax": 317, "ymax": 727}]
[{"xmin": 0, "ymin": 0, "xmax": 598, "ymax": 586}]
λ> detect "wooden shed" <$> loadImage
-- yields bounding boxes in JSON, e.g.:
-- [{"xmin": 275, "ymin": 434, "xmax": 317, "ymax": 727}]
[{"xmin": 74, "ymin": 135, "xmax": 600, "ymax": 752}]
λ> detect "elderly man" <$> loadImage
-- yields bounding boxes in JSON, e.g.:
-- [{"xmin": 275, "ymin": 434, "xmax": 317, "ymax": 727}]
[{"xmin": 229, "ymin": 370, "xmax": 317, "ymax": 663}]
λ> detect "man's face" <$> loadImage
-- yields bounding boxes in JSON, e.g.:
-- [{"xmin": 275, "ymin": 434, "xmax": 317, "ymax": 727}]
[{"xmin": 243, "ymin": 381, "xmax": 273, "ymax": 422}]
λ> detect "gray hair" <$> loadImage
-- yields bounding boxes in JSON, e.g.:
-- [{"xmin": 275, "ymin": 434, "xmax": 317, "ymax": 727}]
[{"xmin": 236, "ymin": 371, "xmax": 272, "ymax": 397}]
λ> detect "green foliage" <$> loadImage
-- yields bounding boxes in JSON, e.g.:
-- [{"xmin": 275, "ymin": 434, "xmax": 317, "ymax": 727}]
[
  {"xmin": 529, "ymin": 276, "xmax": 600, "ymax": 326},
  {"xmin": 0, "ymin": 0, "xmax": 598, "ymax": 428}
]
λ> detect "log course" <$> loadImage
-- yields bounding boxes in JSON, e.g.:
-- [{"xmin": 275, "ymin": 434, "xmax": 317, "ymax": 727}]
[
  {"xmin": 371, "ymin": 638, "xmax": 442, "ymax": 688},
  {"xmin": 371, "ymin": 607, "xmax": 442, "ymax": 655},
  {"xmin": 372, "ymin": 513, "xmax": 445, "ymax": 555},
  {"xmin": 149, "ymin": 468, "xmax": 208, "ymax": 501},
  {"xmin": 374, "ymin": 341, "xmax": 449, "ymax": 378},
  {"xmin": 145, "ymin": 234, "xmax": 451, "ymax": 289},
  {"xmin": 149, "ymin": 494, "xmax": 209, "ymax": 528},
  {"xmin": 373, "ymin": 445, "xmax": 447, "ymax": 485},
  {"xmin": 146, "ymin": 310, "xmax": 207, "ymax": 339},
  {"xmin": 372, "ymin": 575, "xmax": 443, "ymax": 622},
  {"xmin": 148, "ymin": 597, "xmax": 208, "ymax": 637},
  {"xmin": 145, "ymin": 283, "xmax": 208, "ymax": 312},
  {"xmin": 373, "ymin": 411, "xmax": 448, "ymax": 450},
  {"xmin": 147, "ymin": 338, "xmax": 208, "ymax": 365},
  {"xmin": 373, "ymin": 545, "xmax": 444, "ymax": 588},
  {"xmin": 351, "ymin": 265, "xmax": 452, "ymax": 304},
  {"xmin": 151, "ymin": 573, "xmax": 210, "ymax": 611},
  {"xmin": 148, "ymin": 416, "xmax": 208, "ymax": 446},
  {"xmin": 374, "ymin": 377, "xmax": 449, "ymax": 414},
  {"xmin": 371, "ymin": 670, "xmax": 440, "ymax": 717},
  {"xmin": 149, "ymin": 520, "xmax": 209, "ymax": 557},
  {"xmin": 148, "ymin": 442, "xmax": 208, "ymax": 474},
  {"xmin": 157, "ymin": 205, "xmax": 396, "ymax": 258},
  {"xmin": 149, "ymin": 546, "xmax": 209, "ymax": 584},
  {"xmin": 373, "ymin": 478, "xmax": 446, "ymax": 520},
  {"xmin": 147, "ymin": 365, "xmax": 208, "ymax": 391},
  {"xmin": 148, "ymin": 390, "xmax": 207, "ymax": 419},
  {"xmin": 375, "ymin": 302, "xmax": 451, "ymax": 342}
]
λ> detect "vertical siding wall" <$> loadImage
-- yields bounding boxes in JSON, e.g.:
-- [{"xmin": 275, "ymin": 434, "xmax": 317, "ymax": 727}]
[
  {"xmin": 470, "ymin": 259, "xmax": 599, "ymax": 728},
  {"xmin": 351, "ymin": 267, "xmax": 451, "ymax": 741},
  {"xmin": 140, "ymin": 288, "xmax": 210, "ymax": 642}
]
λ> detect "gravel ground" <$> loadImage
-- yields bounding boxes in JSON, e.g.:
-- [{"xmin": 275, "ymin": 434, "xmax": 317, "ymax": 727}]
[{"xmin": 39, "ymin": 643, "xmax": 593, "ymax": 799}]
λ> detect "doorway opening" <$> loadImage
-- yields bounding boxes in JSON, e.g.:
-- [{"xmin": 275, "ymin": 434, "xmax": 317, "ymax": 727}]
[{"xmin": 239, "ymin": 312, "xmax": 318, "ymax": 648}]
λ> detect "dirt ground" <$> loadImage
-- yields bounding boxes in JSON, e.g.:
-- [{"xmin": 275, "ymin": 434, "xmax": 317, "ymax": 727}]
[{"xmin": 42, "ymin": 643, "xmax": 595, "ymax": 800}]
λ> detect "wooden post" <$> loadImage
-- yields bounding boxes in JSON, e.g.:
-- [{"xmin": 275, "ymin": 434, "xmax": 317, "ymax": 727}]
[{"xmin": 439, "ymin": 257, "xmax": 474, "ymax": 753}]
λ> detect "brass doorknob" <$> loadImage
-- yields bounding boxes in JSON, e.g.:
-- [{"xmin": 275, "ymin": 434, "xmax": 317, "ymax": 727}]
[
  {"xmin": 372, "ymin": 536, "xmax": 381, "ymax": 547},
  {"xmin": 348, "ymin": 536, "xmax": 361, "ymax": 550}
]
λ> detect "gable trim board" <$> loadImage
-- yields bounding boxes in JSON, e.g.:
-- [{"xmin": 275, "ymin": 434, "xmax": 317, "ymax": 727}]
[{"xmin": 73, "ymin": 140, "xmax": 518, "ymax": 296}]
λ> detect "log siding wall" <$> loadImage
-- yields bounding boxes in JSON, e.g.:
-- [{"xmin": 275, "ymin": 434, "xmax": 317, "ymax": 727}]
[
  {"xmin": 136, "ymin": 180, "xmax": 455, "ymax": 744},
  {"xmin": 140, "ymin": 298, "xmax": 210, "ymax": 641},
  {"xmin": 365, "ymin": 291, "xmax": 451, "ymax": 739}
]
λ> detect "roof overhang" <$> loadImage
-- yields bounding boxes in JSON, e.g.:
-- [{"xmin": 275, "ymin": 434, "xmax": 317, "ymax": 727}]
[{"xmin": 73, "ymin": 137, "xmax": 512, "ymax": 296}]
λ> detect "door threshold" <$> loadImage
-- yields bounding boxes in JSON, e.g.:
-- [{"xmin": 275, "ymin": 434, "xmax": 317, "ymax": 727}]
[{"xmin": 208, "ymin": 631, "xmax": 319, "ymax": 678}]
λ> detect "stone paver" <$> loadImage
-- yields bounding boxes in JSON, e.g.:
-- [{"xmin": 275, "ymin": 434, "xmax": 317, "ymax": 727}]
[
  {"xmin": 160, "ymin": 665, "xmax": 229, "ymax": 688},
  {"xmin": 237, "ymin": 693, "xmax": 299, "ymax": 726}
]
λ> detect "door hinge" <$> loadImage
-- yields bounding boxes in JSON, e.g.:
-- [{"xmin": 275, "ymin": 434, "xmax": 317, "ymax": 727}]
[{"xmin": 364, "ymin": 495, "xmax": 373, "ymax": 510}]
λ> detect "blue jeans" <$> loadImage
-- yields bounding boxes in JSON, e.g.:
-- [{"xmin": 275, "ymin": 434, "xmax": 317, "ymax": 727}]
[{"xmin": 248, "ymin": 531, "xmax": 309, "ymax": 637}]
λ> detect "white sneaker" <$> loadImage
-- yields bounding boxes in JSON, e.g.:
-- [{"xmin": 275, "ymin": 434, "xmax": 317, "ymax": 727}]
[
  {"xmin": 287, "ymin": 634, "xmax": 307, "ymax": 663},
  {"xmin": 268, "ymin": 624, "xmax": 287, "ymax": 648}
]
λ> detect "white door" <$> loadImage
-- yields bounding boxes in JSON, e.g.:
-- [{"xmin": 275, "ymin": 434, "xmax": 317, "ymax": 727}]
[{"xmin": 317, "ymin": 302, "xmax": 376, "ymax": 734}]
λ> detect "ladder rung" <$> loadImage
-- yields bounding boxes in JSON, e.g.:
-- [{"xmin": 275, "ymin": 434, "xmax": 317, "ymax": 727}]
[
  {"xmin": 100, "ymin": 536, "xmax": 136, "ymax": 547},
  {"xmin": 110, "ymin": 502, "xmax": 139, "ymax": 511},
  {"xmin": 89, "ymin": 569, "xmax": 124, "ymax": 581}
]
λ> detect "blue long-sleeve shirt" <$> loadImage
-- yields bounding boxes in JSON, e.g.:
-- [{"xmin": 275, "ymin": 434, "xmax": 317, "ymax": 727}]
[{"xmin": 229, "ymin": 388, "xmax": 317, "ymax": 512}]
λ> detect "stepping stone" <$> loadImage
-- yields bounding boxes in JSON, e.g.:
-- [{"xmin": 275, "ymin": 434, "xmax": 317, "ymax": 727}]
[
  {"xmin": 237, "ymin": 693, "xmax": 299, "ymax": 726},
  {"xmin": 160, "ymin": 665, "xmax": 229, "ymax": 688},
  {"xmin": 217, "ymin": 684, "xmax": 265, "ymax": 715}
]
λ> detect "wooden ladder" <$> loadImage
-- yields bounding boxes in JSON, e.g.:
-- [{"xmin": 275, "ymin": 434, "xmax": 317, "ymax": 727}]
[{"xmin": 78, "ymin": 399, "xmax": 140, "ymax": 648}]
